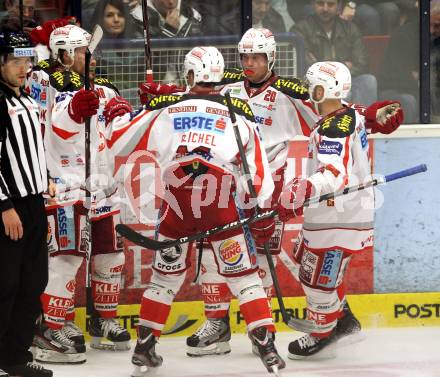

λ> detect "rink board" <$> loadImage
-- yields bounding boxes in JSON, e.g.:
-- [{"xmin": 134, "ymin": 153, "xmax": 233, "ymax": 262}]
[{"xmin": 75, "ymin": 291, "xmax": 440, "ymax": 340}]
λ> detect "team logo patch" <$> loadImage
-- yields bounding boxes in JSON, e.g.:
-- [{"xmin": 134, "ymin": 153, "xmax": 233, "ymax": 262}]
[
  {"xmin": 159, "ymin": 245, "xmax": 183, "ymax": 264},
  {"xmin": 219, "ymin": 239, "xmax": 243, "ymax": 266},
  {"xmin": 66, "ymin": 279, "xmax": 76, "ymax": 293}
]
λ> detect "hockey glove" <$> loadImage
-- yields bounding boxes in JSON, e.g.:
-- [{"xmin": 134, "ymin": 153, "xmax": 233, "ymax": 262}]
[
  {"xmin": 138, "ymin": 82, "xmax": 185, "ymax": 104},
  {"xmin": 30, "ymin": 16, "xmax": 77, "ymax": 46},
  {"xmin": 68, "ymin": 89, "xmax": 100, "ymax": 124},
  {"xmin": 366, "ymin": 100, "xmax": 404, "ymax": 134},
  {"xmin": 103, "ymin": 96, "xmax": 133, "ymax": 126},
  {"xmin": 276, "ymin": 178, "xmax": 313, "ymax": 222},
  {"xmin": 249, "ymin": 216, "xmax": 276, "ymax": 247}
]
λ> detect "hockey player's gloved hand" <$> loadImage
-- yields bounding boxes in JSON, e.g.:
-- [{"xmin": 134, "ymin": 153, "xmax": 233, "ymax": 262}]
[
  {"xmin": 276, "ymin": 178, "xmax": 313, "ymax": 222},
  {"xmin": 250, "ymin": 216, "xmax": 276, "ymax": 247},
  {"xmin": 366, "ymin": 100, "xmax": 404, "ymax": 134},
  {"xmin": 103, "ymin": 96, "xmax": 133, "ymax": 126},
  {"xmin": 138, "ymin": 82, "xmax": 185, "ymax": 104},
  {"xmin": 30, "ymin": 16, "xmax": 77, "ymax": 46},
  {"xmin": 68, "ymin": 89, "xmax": 100, "ymax": 124}
]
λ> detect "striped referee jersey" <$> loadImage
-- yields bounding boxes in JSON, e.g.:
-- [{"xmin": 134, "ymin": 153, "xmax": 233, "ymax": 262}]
[{"xmin": 0, "ymin": 81, "xmax": 47, "ymax": 212}]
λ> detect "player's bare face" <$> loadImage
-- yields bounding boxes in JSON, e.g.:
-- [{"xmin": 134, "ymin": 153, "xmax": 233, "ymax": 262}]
[
  {"xmin": 0, "ymin": 55, "xmax": 31, "ymax": 89},
  {"xmin": 240, "ymin": 53, "xmax": 270, "ymax": 83},
  {"xmin": 311, "ymin": 85, "xmax": 325, "ymax": 103},
  {"xmin": 70, "ymin": 47, "xmax": 97, "ymax": 80},
  {"xmin": 103, "ymin": 4, "xmax": 126, "ymax": 37},
  {"xmin": 314, "ymin": 0, "xmax": 338, "ymax": 23}
]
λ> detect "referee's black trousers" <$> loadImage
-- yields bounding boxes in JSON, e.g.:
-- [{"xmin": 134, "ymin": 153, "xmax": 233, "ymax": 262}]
[{"xmin": 0, "ymin": 195, "xmax": 48, "ymax": 367}]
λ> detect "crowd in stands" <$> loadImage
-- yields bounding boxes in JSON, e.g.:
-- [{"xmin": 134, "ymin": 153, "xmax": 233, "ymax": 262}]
[{"xmin": 1, "ymin": 0, "xmax": 440, "ymax": 123}]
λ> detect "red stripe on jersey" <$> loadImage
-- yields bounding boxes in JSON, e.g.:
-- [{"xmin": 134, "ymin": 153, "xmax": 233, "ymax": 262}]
[
  {"xmin": 106, "ymin": 110, "xmax": 151, "ymax": 149},
  {"xmin": 342, "ymin": 137, "xmax": 350, "ymax": 180},
  {"xmin": 249, "ymin": 123, "xmax": 265, "ymax": 196},
  {"xmin": 136, "ymin": 112, "xmax": 162, "ymax": 152},
  {"xmin": 325, "ymin": 164, "xmax": 341, "ymax": 178},
  {"xmin": 52, "ymin": 124, "xmax": 79, "ymax": 140},
  {"xmin": 287, "ymin": 97, "xmax": 314, "ymax": 137}
]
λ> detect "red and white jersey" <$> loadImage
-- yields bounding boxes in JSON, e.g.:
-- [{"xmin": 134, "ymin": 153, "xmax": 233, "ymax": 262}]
[
  {"xmin": 303, "ymin": 105, "xmax": 374, "ymax": 253},
  {"xmin": 48, "ymin": 72, "xmax": 120, "ymax": 219},
  {"xmin": 26, "ymin": 59, "xmax": 59, "ymax": 133},
  {"xmin": 107, "ymin": 93, "xmax": 274, "ymax": 207},
  {"xmin": 220, "ymin": 74, "xmax": 318, "ymax": 173}
]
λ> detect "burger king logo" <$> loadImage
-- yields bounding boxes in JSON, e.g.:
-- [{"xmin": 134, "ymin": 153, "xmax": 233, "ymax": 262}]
[{"xmin": 219, "ymin": 239, "xmax": 243, "ymax": 266}]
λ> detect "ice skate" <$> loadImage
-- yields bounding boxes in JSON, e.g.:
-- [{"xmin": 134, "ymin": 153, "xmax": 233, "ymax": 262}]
[
  {"xmin": 89, "ymin": 316, "xmax": 131, "ymax": 351},
  {"xmin": 335, "ymin": 301, "xmax": 365, "ymax": 345},
  {"xmin": 4, "ymin": 362, "xmax": 53, "ymax": 377},
  {"xmin": 63, "ymin": 320, "xmax": 85, "ymax": 346},
  {"xmin": 131, "ymin": 326, "xmax": 163, "ymax": 377},
  {"xmin": 186, "ymin": 317, "xmax": 231, "ymax": 356},
  {"xmin": 287, "ymin": 330, "xmax": 338, "ymax": 360},
  {"xmin": 0, "ymin": 368, "xmax": 8, "ymax": 376},
  {"xmin": 32, "ymin": 323, "xmax": 86, "ymax": 364},
  {"xmin": 249, "ymin": 327, "xmax": 285, "ymax": 376}
]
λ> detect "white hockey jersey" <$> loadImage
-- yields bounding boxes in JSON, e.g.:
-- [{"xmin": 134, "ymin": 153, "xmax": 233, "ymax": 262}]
[
  {"xmin": 220, "ymin": 72, "xmax": 318, "ymax": 173},
  {"xmin": 302, "ymin": 105, "xmax": 374, "ymax": 253},
  {"xmin": 42, "ymin": 70, "xmax": 120, "ymax": 219},
  {"xmin": 107, "ymin": 93, "xmax": 274, "ymax": 208}
]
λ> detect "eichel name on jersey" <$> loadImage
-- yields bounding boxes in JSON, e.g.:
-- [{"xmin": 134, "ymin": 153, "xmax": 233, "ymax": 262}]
[
  {"xmin": 220, "ymin": 68, "xmax": 309, "ymax": 100},
  {"xmin": 146, "ymin": 93, "xmax": 256, "ymax": 123}
]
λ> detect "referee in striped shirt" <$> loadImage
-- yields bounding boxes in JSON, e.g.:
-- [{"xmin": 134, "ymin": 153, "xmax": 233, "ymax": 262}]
[{"xmin": 0, "ymin": 31, "xmax": 53, "ymax": 377}]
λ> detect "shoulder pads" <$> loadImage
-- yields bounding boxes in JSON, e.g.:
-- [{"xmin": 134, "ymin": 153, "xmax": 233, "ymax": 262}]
[
  {"xmin": 33, "ymin": 59, "xmax": 52, "ymax": 73},
  {"xmin": 220, "ymin": 95, "xmax": 255, "ymax": 122},
  {"xmin": 94, "ymin": 77, "xmax": 120, "ymax": 95},
  {"xmin": 220, "ymin": 68, "xmax": 245, "ymax": 85},
  {"xmin": 317, "ymin": 107, "xmax": 356, "ymax": 138},
  {"xmin": 271, "ymin": 77, "xmax": 309, "ymax": 100},
  {"xmin": 49, "ymin": 70, "xmax": 84, "ymax": 92},
  {"xmin": 146, "ymin": 94, "xmax": 185, "ymax": 110}
]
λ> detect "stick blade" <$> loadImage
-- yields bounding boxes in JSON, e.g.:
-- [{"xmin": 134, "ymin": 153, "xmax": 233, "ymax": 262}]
[
  {"xmin": 88, "ymin": 24, "xmax": 103, "ymax": 54},
  {"xmin": 115, "ymin": 224, "xmax": 175, "ymax": 250},
  {"xmin": 286, "ymin": 316, "xmax": 319, "ymax": 333}
]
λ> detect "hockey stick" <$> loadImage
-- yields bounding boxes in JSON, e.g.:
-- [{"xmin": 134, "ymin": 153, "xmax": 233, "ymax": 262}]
[
  {"xmin": 223, "ymin": 91, "xmax": 296, "ymax": 334},
  {"xmin": 116, "ymin": 163, "xmax": 427, "ymax": 251},
  {"xmin": 141, "ymin": 0, "xmax": 153, "ymax": 83},
  {"xmin": 84, "ymin": 25, "xmax": 103, "ymax": 316}
]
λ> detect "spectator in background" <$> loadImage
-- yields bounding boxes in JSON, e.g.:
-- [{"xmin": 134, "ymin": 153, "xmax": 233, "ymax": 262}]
[
  {"xmin": 292, "ymin": 0, "xmax": 377, "ymax": 105},
  {"xmin": 91, "ymin": 0, "xmax": 142, "ymax": 40},
  {"xmin": 252, "ymin": 0, "xmax": 285, "ymax": 32},
  {"xmin": 130, "ymin": 0, "xmax": 202, "ymax": 38},
  {"xmin": 1, "ymin": 0, "xmax": 37, "ymax": 33},
  {"xmin": 348, "ymin": 1, "xmax": 400, "ymax": 35},
  {"xmin": 187, "ymin": 0, "xmax": 240, "ymax": 35},
  {"xmin": 378, "ymin": 2, "xmax": 418, "ymax": 123},
  {"xmin": 271, "ymin": 0, "xmax": 295, "ymax": 31},
  {"xmin": 430, "ymin": 1, "xmax": 440, "ymax": 120}
]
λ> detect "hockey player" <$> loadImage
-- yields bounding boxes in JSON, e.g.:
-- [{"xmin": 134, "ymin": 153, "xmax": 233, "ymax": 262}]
[
  {"xmin": 276, "ymin": 61, "xmax": 402, "ymax": 358},
  {"xmin": 185, "ymin": 28, "xmax": 326, "ymax": 357},
  {"xmin": 29, "ymin": 25, "xmax": 131, "ymax": 364},
  {"xmin": 138, "ymin": 28, "xmax": 404, "ymax": 358},
  {"xmin": 104, "ymin": 46, "xmax": 285, "ymax": 376}
]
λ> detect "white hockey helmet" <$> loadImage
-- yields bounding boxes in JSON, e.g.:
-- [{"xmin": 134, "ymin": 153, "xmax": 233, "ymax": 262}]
[
  {"xmin": 49, "ymin": 25, "xmax": 90, "ymax": 63},
  {"xmin": 238, "ymin": 27, "xmax": 276, "ymax": 70},
  {"xmin": 183, "ymin": 46, "xmax": 224, "ymax": 88},
  {"xmin": 305, "ymin": 61, "xmax": 351, "ymax": 103}
]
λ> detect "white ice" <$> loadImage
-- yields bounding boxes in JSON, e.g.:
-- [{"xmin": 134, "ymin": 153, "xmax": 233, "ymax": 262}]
[{"xmin": 45, "ymin": 327, "xmax": 440, "ymax": 377}]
